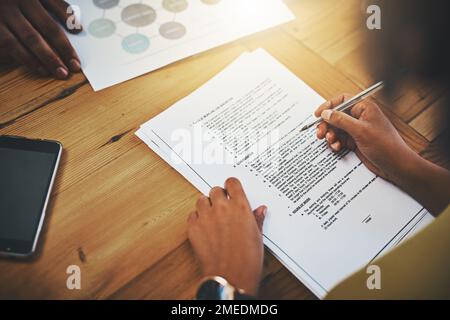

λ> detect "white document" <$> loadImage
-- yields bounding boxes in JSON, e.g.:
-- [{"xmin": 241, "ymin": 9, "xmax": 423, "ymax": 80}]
[
  {"xmin": 66, "ymin": 0, "xmax": 294, "ymax": 91},
  {"xmin": 136, "ymin": 49, "xmax": 433, "ymax": 298}
]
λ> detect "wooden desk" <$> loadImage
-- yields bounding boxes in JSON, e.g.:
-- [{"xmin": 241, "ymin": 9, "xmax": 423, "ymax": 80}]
[{"xmin": 0, "ymin": 0, "xmax": 448, "ymax": 299}]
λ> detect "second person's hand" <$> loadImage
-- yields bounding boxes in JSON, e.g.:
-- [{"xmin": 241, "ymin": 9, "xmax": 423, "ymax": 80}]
[
  {"xmin": 0, "ymin": 0, "xmax": 82, "ymax": 79},
  {"xmin": 314, "ymin": 94, "xmax": 420, "ymax": 184},
  {"xmin": 187, "ymin": 178, "xmax": 267, "ymax": 297}
]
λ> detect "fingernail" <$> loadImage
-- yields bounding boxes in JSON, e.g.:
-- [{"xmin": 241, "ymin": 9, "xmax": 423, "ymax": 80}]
[
  {"xmin": 262, "ymin": 206, "xmax": 268, "ymax": 216},
  {"xmin": 69, "ymin": 58, "xmax": 81, "ymax": 72},
  {"xmin": 56, "ymin": 67, "xmax": 68, "ymax": 79},
  {"xmin": 321, "ymin": 109, "xmax": 333, "ymax": 121},
  {"xmin": 331, "ymin": 142, "xmax": 340, "ymax": 150}
]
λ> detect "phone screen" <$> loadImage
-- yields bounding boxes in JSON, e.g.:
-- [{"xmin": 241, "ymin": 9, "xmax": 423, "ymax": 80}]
[{"xmin": 0, "ymin": 136, "xmax": 61, "ymax": 256}]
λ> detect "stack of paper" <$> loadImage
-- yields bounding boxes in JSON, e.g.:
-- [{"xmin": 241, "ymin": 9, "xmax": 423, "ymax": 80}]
[{"xmin": 137, "ymin": 49, "xmax": 433, "ymax": 298}]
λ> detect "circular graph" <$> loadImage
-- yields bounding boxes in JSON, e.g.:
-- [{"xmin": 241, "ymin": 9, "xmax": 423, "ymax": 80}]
[
  {"xmin": 88, "ymin": 18, "xmax": 116, "ymax": 38},
  {"xmin": 163, "ymin": 0, "xmax": 189, "ymax": 13},
  {"xmin": 159, "ymin": 22, "xmax": 187, "ymax": 40},
  {"xmin": 201, "ymin": 0, "xmax": 221, "ymax": 4},
  {"xmin": 121, "ymin": 4, "xmax": 157, "ymax": 27},
  {"xmin": 93, "ymin": 0, "xmax": 119, "ymax": 9},
  {"xmin": 88, "ymin": 0, "xmax": 223, "ymax": 53},
  {"xmin": 122, "ymin": 34, "xmax": 150, "ymax": 54}
]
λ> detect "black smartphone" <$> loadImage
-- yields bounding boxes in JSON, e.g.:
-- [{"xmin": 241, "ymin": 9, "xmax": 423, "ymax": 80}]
[{"xmin": 0, "ymin": 135, "xmax": 62, "ymax": 258}]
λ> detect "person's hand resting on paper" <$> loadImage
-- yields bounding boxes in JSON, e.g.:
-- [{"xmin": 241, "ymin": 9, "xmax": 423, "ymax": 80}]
[
  {"xmin": 187, "ymin": 178, "xmax": 267, "ymax": 297},
  {"xmin": 0, "ymin": 0, "xmax": 82, "ymax": 79},
  {"xmin": 315, "ymin": 94, "xmax": 450, "ymax": 215}
]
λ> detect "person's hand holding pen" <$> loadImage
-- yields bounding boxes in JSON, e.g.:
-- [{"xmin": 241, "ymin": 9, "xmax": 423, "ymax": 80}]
[
  {"xmin": 315, "ymin": 93, "xmax": 412, "ymax": 181},
  {"xmin": 0, "ymin": 0, "xmax": 82, "ymax": 79},
  {"xmin": 315, "ymin": 94, "xmax": 450, "ymax": 215}
]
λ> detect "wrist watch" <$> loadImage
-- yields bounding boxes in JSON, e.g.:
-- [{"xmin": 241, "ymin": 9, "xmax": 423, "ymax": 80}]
[{"xmin": 196, "ymin": 276, "xmax": 254, "ymax": 300}]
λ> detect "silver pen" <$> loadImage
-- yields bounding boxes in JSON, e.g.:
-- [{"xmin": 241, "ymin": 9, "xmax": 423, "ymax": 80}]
[{"xmin": 300, "ymin": 81, "xmax": 384, "ymax": 132}]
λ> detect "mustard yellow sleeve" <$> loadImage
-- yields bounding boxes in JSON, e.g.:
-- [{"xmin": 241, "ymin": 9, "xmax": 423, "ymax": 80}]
[{"xmin": 326, "ymin": 206, "xmax": 450, "ymax": 299}]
